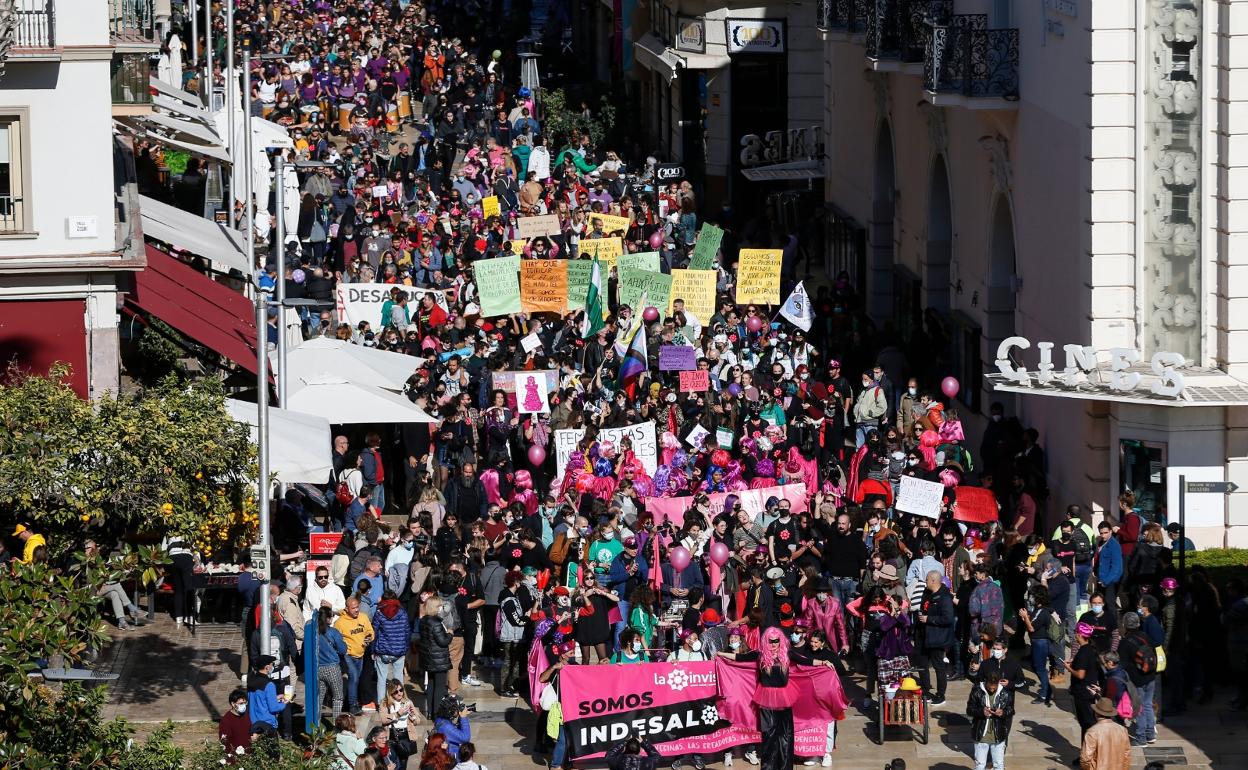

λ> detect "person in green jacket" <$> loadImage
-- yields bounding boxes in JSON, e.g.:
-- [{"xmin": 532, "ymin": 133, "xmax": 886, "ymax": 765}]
[
  {"xmin": 512, "ymin": 135, "xmax": 532, "ymax": 179},
  {"xmin": 628, "ymin": 584, "xmax": 660, "ymax": 649},
  {"xmin": 378, "ymin": 286, "xmax": 403, "ymax": 329},
  {"xmin": 554, "ymin": 146, "xmax": 598, "ymax": 175},
  {"xmin": 610, "ymin": 628, "xmax": 650, "ymax": 663}
]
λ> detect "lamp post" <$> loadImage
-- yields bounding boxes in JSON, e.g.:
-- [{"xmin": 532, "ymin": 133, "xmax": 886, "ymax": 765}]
[
  {"xmin": 203, "ymin": 0, "xmax": 212, "ymax": 108},
  {"xmin": 226, "ymin": 0, "xmax": 234, "ymax": 223},
  {"xmin": 189, "ymin": 0, "xmax": 198, "ymax": 67}
]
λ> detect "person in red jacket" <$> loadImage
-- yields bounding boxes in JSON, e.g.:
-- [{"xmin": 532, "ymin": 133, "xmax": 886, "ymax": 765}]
[{"xmin": 219, "ymin": 688, "xmax": 252, "ymax": 761}]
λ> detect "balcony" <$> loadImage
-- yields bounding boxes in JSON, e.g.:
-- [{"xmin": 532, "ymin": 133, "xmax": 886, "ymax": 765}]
[
  {"xmin": 923, "ymin": 14, "xmax": 1019, "ymax": 107},
  {"xmin": 111, "ymin": 52, "xmax": 151, "ymax": 109},
  {"xmin": 818, "ymin": 0, "xmax": 870, "ymax": 36},
  {"xmin": 13, "ymin": 0, "xmax": 55, "ymax": 49},
  {"xmin": 864, "ymin": 0, "xmax": 951, "ymax": 70},
  {"xmin": 111, "ymin": 0, "xmax": 156, "ymax": 46}
]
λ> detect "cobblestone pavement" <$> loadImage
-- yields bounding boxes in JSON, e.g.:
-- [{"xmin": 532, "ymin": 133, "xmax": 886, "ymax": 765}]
[{"xmin": 107, "ymin": 619, "xmax": 1245, "ymax": 768}]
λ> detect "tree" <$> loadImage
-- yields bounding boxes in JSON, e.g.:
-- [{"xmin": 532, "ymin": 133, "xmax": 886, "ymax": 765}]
[
  {"xmin": 0, "ymin": 366, "xmax": 260, "ymax": 561},
  {"xmin": 540, "ymin": 88, "xmax": 617, "ymax": 149}
]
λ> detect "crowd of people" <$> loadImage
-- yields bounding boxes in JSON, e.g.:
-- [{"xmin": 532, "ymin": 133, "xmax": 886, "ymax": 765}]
[{"xmin": 115, "ymin": 3, "xmax": 1248, "ymax": 770}]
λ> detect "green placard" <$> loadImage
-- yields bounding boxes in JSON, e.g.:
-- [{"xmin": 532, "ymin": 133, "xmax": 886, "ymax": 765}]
[
  {"xmin": 688, "ymin": 224, "xmax": 723, "ymax": 271},
  {"xmin": 566, "ymin": 259, "xmax": 593, "ymax": 311},
  {"xmin": 618, "ymin": 268, "xmax": 673, "ymax": 313},
  {"xmin": 618, "ymin": 251, "xmax": 661, "ymax": 274},
  {"xmin": 474, "ymin": 256, "xmax": 522, "ymax": 316}
]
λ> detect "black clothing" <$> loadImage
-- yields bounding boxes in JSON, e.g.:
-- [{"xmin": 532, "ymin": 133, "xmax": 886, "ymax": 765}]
[
  {"xmin": 815, "ymin": 526, "xmax": 868, "ymax": 578},
  {"xmin": 418, "ymin": 615, "xmax": 453, "ymax": 672}
]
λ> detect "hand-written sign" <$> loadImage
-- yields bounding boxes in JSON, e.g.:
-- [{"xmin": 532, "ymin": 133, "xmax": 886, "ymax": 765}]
[
  {"xmin": 520, "ymin": 259, "xmax": 568, "ymax": 314},
  {"xmin": 618, "ymin": 251, "xmax": 661, "ymax": 274},
  {"xmin": 577, "ymin": 237, "xmax": 623, "ymax": 271},
  {"xmin": 566, "ymin": 259, "xmax": 593, "ymax": 311},
  {"xmin": 554, "ymin": 421, "xmax": 658, "ymax": 477},
  {"xmin": 735, "ymin": 249, "xmax": 782, "ymax": 305},
  {"xmin": 659, "ymin": 345, "xmax": 697, "ymax": 371},
  {"xmin": 669, "ymin": 269, "xmax": 717, "ymax": 320},
  {"xmin": 515, "ymin": 214, "xmax": 561, "ymax": 239},
  {"xmin": 618, "ymin": 268, "xmax": 673, "ymax": 312},
  {"xmin": 687, "ymin": 224, "xmax": 723, "ymax": 271},
  {"xmin": 590, "ymin": 213, "xmax": 631, "ymax": 235},
  {"xmin": 895, "ymin": 475, "xmax": 945, "ymax": 519},
  {"xmin": 679, "ymin": 369, "xmax": 710, "ymax": 392},
  {"xmin": 473, "ymin": 255, "xmax": 522, "ymax": 316},
  {"xmin": 481, "ymin": 195, "xmax": 501, "ymax": 219}
]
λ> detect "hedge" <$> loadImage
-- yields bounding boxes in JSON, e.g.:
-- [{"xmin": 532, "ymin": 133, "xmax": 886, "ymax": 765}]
[{"xmin": 1185, "ymin": 548, "xmax": 1248, "ymax": 587}]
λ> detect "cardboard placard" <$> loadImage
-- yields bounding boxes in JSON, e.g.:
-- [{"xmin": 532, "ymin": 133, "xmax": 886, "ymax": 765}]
[
  {"xmin": 566, "ymin": 259, "xmax": 593, "ymax": 312},
  {"xmin": 685, "ymin": 424, "xmax": 711, "ymax": 448},
  {"xmin": 474, "ymin": 255, "xmax": 522, "ymax": 316},
  {"xmin": 617, "ymin": 251, "xmax": 661, "ymax": 274},
  {"xmin": 716, "ymin": 427, "xmax": 734, "ymax": 449},
  {"xmin": 618, "ymin": 268, "xmax": 673, "ymax": 313},
  {"xmin": 659, "ymin": 345, "xmax": 697, "ymax": 371},
  {"xmin": 687, "ymin": 223, "xmax": 723, "ymax": 271},
  {"xmin": 589, "ymin": 213, "xmax": 631, "ymax": 235},
  {"xmin": 481, "ymin": 195, "xmax": 501, "ymax": 219},
  {"xmin": 370, "ymin": 184, "xmax": 389, "ymax": 199},
  {"xmin": 336, "ymin": 284, "xmax": 448, "ymax": 329},
  {"xmin": 577, "ymin": 237, "xmax": 623, "ymax": 271},
  {"xmin": 895, "ymin": 475, "xmax": 945, "ymax": 519},
  {"xmin": 520, "ymin": 259, "xmax": 568, "ymax": 314},
  {"xmin": 516, "ymin": 214, "xmax": 562, "ymax": 239},
  {"xmin": 668, "ymin": 269, "xmax": 717, "ymax": 321},
  {"xmin": 680, "ymin": 369, "xmax": 710, "ymax": 392},
  {"xmin": 735, "ymin": 249, "xmax": 783, "ymax": 305},
  {"xmin": 520, "ymin": 332, "xmax": 543, "ymax": 353},
  {"xmin": 554, "ymin": 421, "xmax": 658, "ymax": 477},
  {"xmin": 514, "ymin": 371, "xmax": 550, "ymax": 414}
]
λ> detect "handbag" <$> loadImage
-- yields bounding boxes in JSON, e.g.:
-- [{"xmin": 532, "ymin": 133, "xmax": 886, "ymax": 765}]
[
  {"xmin": 538, "ymin": 683, "xmax": 559, "ymax": 710},
  {"xmin": 1155, "ymin": 645, "xmax": 1168, "ymax": 673}
]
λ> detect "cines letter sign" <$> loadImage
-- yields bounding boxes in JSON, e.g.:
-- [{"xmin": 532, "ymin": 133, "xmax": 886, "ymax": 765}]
[{"xmin": 994, "ymin": 336, "xmax": 1187, "ymax": 397}]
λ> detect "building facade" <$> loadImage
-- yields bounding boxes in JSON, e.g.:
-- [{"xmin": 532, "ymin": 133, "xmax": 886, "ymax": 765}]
[
  {"xmin": 0, "ymin": 0, "xmax": 156, "ymax": 398},
  {"xmin": 820, "ymin": 0, "xmax": 1248, "ymax": 546}
]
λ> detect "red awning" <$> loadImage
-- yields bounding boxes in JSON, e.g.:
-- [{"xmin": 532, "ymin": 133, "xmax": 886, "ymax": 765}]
[{"xmin": 128, "ymin": 245, "xmax": 259, "ymax": 374}]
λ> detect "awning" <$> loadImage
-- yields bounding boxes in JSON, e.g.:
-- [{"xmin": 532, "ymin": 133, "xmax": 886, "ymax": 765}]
[
  {"xmin": 741, "ymin": 159, "xmax": 825, "ymax": 182},
  {"xmin": 115, "ymin": 118, "xmax": 232, "ymax": 164},
  {"xmin": 633, "ymin": 33, "xmax": 681, "ymax": 82},
  {"xmin": 279, "ymin": 337, "xmax": 424, "ymax": 396},
  {"xmin": 284, "ymin": 374, "xmax": 439, "ymax": 424},
  {"xmin": 139, "ymin": 194, "xmax": 249, "ymax": 274},
  {"xmin": 152, "ymin": 94, "xmax": 216, "ymax": 126},
  {"xmin": 127, "ymin": 244, "xmax": 259, "ymax": 374},
  {"xmin": 674, "ymin": 50, "xmax": 731, "ymax": 70},
  {"xmin": 225, "ymin": 399, "xmax": 333, "ymax": 483},
  {"xmin": 149, "ymin": 75, "xmax": 205, "ymax": 110},
  {"xmin": 987, "ymin": 369, "xmax": 1248, "ymax": 407},
  {"xmin": 132, "ymin": 111, "xmax": 222, "ymax": 147}
]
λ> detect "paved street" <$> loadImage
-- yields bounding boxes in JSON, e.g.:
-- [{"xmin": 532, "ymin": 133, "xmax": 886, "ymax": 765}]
[{"xmin": 103, "ymin": 619, "xmax": 1246, "ymax": 769}]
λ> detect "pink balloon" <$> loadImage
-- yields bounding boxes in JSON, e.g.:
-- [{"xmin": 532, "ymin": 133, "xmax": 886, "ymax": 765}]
[
  {"xmin": 941, "ymin": 376, "xmax": 960, "ymax": 399},
  {"xmin": 528, "ymin": 444, "xmax": 547, "ymax": 466},
  {"xmin": 745, "ymin": 315, "xmax": 763, "ymax": 333},
  {"xmin": 648, "ymin": 231, "xmax": 664, "ymax": 250},
  {"xmin": 669, "ymin": 545, "xmax": 692, "ymax": 572},
  {"xmin": 642, "ymin": 306, "xmax": 660, "ymax": 323},
  {"xmin": 708, "ymin": 541, "xmax": 730, "ymax": 566}
]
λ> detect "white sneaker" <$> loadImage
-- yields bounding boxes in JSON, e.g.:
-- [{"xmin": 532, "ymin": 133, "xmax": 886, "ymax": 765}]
[
  {"xmin": 463, "ymin": 675, "xmax": 484, "ymax": 687},
  {"xmin": 174, "ymin": 617, "xmax": 183, "ymax": 626},
  {"xmin": 724, "ymin": 752, "xmax": 733, "ymax": 767},
  {"xmin": 821, "ymin": 754, "xmax": 832, "ymax": 767},
  {"xmin": 745, "ymin": 751, "xmax": 760, "ymax": 766},
  {"xmin": 803, "ymin": 760, "xmax": 818, "ymax": 766}
]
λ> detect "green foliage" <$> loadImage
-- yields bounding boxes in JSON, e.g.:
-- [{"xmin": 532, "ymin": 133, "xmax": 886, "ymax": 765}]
[
  {"xmin": 541, "ymin": 88, "xmax": 617, "ymax": 148},
  {"xmin": 132, "ymin": 318, "xmax": 187, "ymax": 387},
  {"xmin": 164, "ymin": 150, "xmax": 190, "ymax": 175},
  {"xmin": 186, "ymin": 731, "xmax": 336, "ymax": 770},
  {"xmin": 1187, "ymin": 548, "xmax": 1248, "ymax": 587},
  {"xmin": 0, "ymin": 366, "xmax": 260, "ymax": 561}
]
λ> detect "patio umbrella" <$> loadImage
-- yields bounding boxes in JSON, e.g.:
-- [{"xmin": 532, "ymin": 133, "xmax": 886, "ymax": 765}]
[
  {"xmin": 283, "ymin": 373, "xmax": 438, "ymax": 424},
  {"xmin": 225, "ymin": 399, "xmax": 333, "ymax": 483},
  {"xmin": 279, "ymin": 337, "xmax": 424, "ymax": 395}
]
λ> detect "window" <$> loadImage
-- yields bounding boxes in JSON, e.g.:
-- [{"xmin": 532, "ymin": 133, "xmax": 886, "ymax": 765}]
[{"xmin": 0, "ymin": 115, "xmax": 28, "ymax": 234}]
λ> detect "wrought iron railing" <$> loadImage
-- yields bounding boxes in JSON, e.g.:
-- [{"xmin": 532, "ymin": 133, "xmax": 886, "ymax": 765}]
[
  {"xmin": 13, "ymin": 0, "xmax": 55, "ymax": 48},
  {"xmin": 111, "ymin": 0, "xmax": 155, "ymax": 43},
  {"xmin": 0, "ymin": 194, "xmax": 25, "ymax": 232},
  {"xmin": 865, "ymin": 0, "xmax": 951, "ymax": 63},
  {"xmin": 824, "ymin": 0, "xmax": 871, "ymax": 34},
  {"xmin": 817, "ymin": 0, "xmax": 834, "ymax": 30},
  {"xmin": 111, "ymin": 52, "xmax": 151, "ymax": 105},
  {"xmin": 923, "ymin": 14, "xmax": 1019, "ymax": 99}
]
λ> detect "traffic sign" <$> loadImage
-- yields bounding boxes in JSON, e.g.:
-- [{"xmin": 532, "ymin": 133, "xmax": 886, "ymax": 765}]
[{"xmin": 1184, "ymin": 480, "xmax": 1239, "ymax": 494}]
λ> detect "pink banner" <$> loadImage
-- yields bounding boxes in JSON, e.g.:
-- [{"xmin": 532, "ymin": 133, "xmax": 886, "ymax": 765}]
[
  {"xmin": 527, "ymin": 640, "xmax": 550, "ymax": 713},
  {"xmin": 558, "ymin": 659, "xmax": 843, "ymax": 760},
  {"xmin": 643, "ymin": 483, "xmax": 808, "ymax": 528}
]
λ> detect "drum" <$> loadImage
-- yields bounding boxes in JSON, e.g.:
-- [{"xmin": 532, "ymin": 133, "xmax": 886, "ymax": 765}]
[
  {"xmin": 261, "ymin": 103, "xmax": 274, "ymax": 119},
  {"xmin": 385, "ymin": 104, "xmax": 399, "ymax": 132},
  {"xmin": 300, "ymin": 104, "xmax": 319, "ymax": 122},
  {"xmin": 338, "ymin": 103, "xmax": 355, "ymax": 131},
  {"xmin": 397, "ymin": 92, "xmax": 412, "ymax": 120}
]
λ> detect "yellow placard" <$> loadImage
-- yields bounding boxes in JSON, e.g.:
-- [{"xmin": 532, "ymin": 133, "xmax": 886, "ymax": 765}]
[
  {"xmin": 735, "ymin": 249, "xmax": 782, "ymax": 305},
  {"xmin": 589, "ymin": 213, "xmax": 631, "ymax": 236},
  {"xmin": 520, "ymin": 259, "xmax": 569, "ymax": 314},
  {"xmin": 481, "ymin": 195, "xmax": 501, "ymax": 219},
  {"xmin": 669, "ymin": 269, "xmax": 717, "ymax": 321},
  {"xmin": 577, "ymin": 237, "xmax": 623, "ymax": 272}
]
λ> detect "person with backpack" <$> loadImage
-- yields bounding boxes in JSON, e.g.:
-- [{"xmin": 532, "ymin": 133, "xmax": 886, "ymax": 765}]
[
  {"xmin": 965, "ymin": 659, "xmax": 1014, "ymax": 770},
  {"xmin": 1099, "ymin": 651, "xmax": 1133, "ymax": 728},
  {"xmin": 362, "ymin": 432, "xmax": 388, "ymax": 515},
  {"xmin": 1018, "ymin": 583, "xmax": 1059, "ymax": 706},
  {"xmin": 1116, "ymin": 611, "xmax": 1158, "ymax": 746},
  {"xmin": 853, "ymin": 370, "xmax": 888, "ymax": 447}
]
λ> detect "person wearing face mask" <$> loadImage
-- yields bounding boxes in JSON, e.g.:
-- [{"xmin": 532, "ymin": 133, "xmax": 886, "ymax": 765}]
[
  {"xmin": 765, "ymin": 504, "xmax": 801, "ymax": 565},
  {"xmin": 219, "ymin": 687, "xmax": 253, "ymax": 758},
  {"xmin": 897, "ymin": 377, "xmax": 921, "ymax": 437},
  {"xmin": 970, "ymin": 638, "xmax": 1025, "ymax": 693},
  {"xmin": 497, "ymin": 571, "xmax": 531, "ymax": 698},
  {"xmin": 610, "ymin": 628, "xmax": 650, "ymax": 664},
  {"xmin": 673, "ymin": 629, "xmax": 707, "ymax": 661},
  {"xmin": 801, "ymin": 577, "xmax": 850, "ymax": 657},
  {"xmin": 1078, "ymin": 591, "xmax": 1117, "ymax": 653},
  {"xmin": 853, "ymin": 369, "xmax": 888, "ymax": 447}
]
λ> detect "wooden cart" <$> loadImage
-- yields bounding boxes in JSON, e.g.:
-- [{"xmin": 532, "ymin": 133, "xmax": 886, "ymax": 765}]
[{"xmin": 876, "ymin": 685, "xmax": 929, "ymax": 744}]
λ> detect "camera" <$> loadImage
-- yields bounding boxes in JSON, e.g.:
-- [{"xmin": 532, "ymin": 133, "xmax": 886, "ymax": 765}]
[{"xmin": 465, "ymin": 703, "xmax": 477, "ymax": 713}]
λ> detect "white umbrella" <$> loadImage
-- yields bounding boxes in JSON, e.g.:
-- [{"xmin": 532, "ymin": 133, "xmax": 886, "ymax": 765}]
[
  {"xmin": 284, "ymin": 374, "xmax": 439, "ymax": 424},
  {"xmin": 225, "ymin": 399, "xmax": 333, "ymax": 483},
  {"xmin": 279, "ymin": 337, "xmax": 424, "ymax": 395},
  {"xmin": 168, "ymin": 33, "xmax": 183, "ymax": 87},
  {"xmin": 282, "ymin": 160, "xmax": 300, "ymax": 237}
]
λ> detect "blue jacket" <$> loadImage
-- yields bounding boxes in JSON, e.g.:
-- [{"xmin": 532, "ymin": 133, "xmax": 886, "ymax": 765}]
[
  {"xmin": 1141, "ymin": 613, "xmax": 1165, "ymax": 647},
  {"xmin": 372, "ymin": 599, "xmax": 411, "ymax": 657},
  {"xmin": 606, "ymin": 552, "xmax": 635, "ymax": 595},
  {"xmin": 345, "ymin": 499, "xmax": 367, "ymax": 532},
  {"xmin": 1097, "ymin": 537, "xmax": 1123, "ymax": 587},
  {"xmin": 660, "ymin": 562, "xmax": 704, "ymax": 602},
  {"xmin": 434, "ymin": 715, "xmax": 471, "ymax": 758},
  {"xmin": 317, "ymin": 627, "xmax": 347, "ymax": 667},
  {"xmin": 248, "ymin": 681, "xmax": 285, "ymax": 729}
]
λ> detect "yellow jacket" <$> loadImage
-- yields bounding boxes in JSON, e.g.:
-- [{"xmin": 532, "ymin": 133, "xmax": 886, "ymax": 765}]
[
  {"xmin": 333, "ymin": 612, "xmax": 374, "ymax": 658},
  {"xmin": 21, "ymin": 534, "xmax": 46, "ymax": 564}
]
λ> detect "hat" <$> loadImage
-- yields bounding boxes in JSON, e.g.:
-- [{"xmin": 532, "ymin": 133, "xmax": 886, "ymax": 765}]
[
  {"xmin": 765, "ymin": 566, "xmax": 785, "ymax": 581},
  {"xmin": 623, "ymin": 536, "xmax": 638, "ymax": 549},
  {"xmin": 1076, "ymin": 622, "xmax": 1096, "ymax": 637},
  {"xmin": 794, "ymin": 617, "xmax": 811, "ymax": 630},
  {"xmin": 254, "ymin": 654, "xmax": 278, "ymax": 670},
  {"xmin": 701, "ymin": 608, "xmax": 722, "ymax": 625},
  {"xmin": 552, "ymin": 586, "xmax": 570, "ymax": 597},
  {"xmin": 828, "ymin": 359, "xmax": 841, "ymax": 369},
  {"xmin": 552, "ymin": 640, "xmax": 576, "ymax": 656},
  {"xmin": 11, "ymin": 524, "xmax": 26, "ymax": 536},
  {"xmin": 814, "ymin": 577, "xmax": 833, "ymax": 593},
  {"xmin": 1092, "ymin": 697, "xmax": 1118, "ymax": 718},
  {"xmin": 1165, "ymin": 522, "xmax": 1182, "ymax": 533},
  {"xmin": 1122, "ymin": 612, "xmax": 1141, "ymax": 630},
  {"xmin": 1160, "ymin": 577, "xmax": 1178, "ymax": 590},
  {"xmin": 899, "ymin": 677, "xmax": 920, "ymax": 692},
  {"xmin": 875, "ymin": 564, "xmax": 900, "ymax": 583}
]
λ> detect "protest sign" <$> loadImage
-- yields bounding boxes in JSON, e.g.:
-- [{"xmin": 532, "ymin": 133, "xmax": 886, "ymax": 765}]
[
  {"xmin": 481, "ymin": 195, "xmax": 501, "ymax": 219},
  {"xmin": 515, "ymin": 214, "xmax": 561, "ymax": 239},
  {"xmin": 895, "ymin": 475, "xmax": 945, "ymax": 519},
  {"xmin": 685, "ymin": 424, "xmax": 711, "ymax": 449},
  {"xmin": 336, "ymin": 284, "xmax": 448, "ymax": 329},
  {"xmin": 554, "ymin": 421, "xmax": 657, "ymax": 477},
  {"xmin": 473, "ymin": 256, "xmax": 522, "ymax": 316},
  {"xmin": 735, "ymin": 249, "xmax": 782, "ymax": 305},
  {"xmin": 565, "ymin": 259, "xmax": 593, "ymax": 311},
  {"xmin": 577, "ymin": 237, "xmax": 623, "ymax": 271},
  {"xmin": 520, "ymin": 332, "xmax": 542, "ymax": 353},
  {"xmin": 590, "ymin": 213, "xmax": 631, "ymax": 235},
  {"xmin": 644, "ymin": 483, "xmax": 806, "ymax": 529},
  {"xmin": 618, "ymin": 268, "xmax": 672, "ymax": 313},
  {"xmin": 659, "ymin": 345, "xmax": 697, "ymax": 371},
  {"xmin": 505, "ymin": 238, "xmax": 528, "ymax": 254},
  {"xmin": 617, "ymin": 251, "xmax": 661, "ymax": 274},
  {"xmin": 687, "ymin": 223, "xmax": 723, "ymax": 270},
  {"xmin": 953, "ymin": 485, "xmax": 1000, "ymax": 524},
  {"xmin": 370, "ymin": 185, "xmax": 389, "ymax": 199},
  {"xmin": 514, "ymin": 371, "xmax": 550, "ymax": 414},
  {"xmin": 668, "ymin": 269, "xmax": 716, "ymax": 320},
  {"xmin": 521, "ymin": 259, "xmax": 568, "ymax": 313},
  {"xmin": 493, "ymin": 369, "xmax": 559, "ymax": 410},
  {"xmin": 679, "ymin": 369, "xmax": 710, "ymax": 392}
]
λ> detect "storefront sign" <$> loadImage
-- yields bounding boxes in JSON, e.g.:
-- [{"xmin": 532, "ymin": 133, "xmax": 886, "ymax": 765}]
[
  {"xmin": 676, "ymin": 17, "xmax": 706, "ymax": 53},
  {"xmin": 656, "ymin": 163, "xmax": 686, "ymax": 183},
  {"xmin": 725, "ymin": 19, "xmax": 785, "ymax": 54},
  {"xmin": 739, "ymin": 125, "xmax": 824, "ymax": 167},
  {"xmin": 993, "ymin": 336, "xmax": 1187, "ymax": 398}
]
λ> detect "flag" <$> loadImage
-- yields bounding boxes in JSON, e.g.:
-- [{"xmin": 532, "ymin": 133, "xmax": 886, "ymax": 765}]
[
  {"xmin": 618, "ymin": 308, "xmax": 648, "ymax": 395},
  {"xmin": 649, "ymin": 530, "xmax": 663, "ymax": 590},
  {"xmin": 579, "ymin": 257, "xmax": 605, "ymax": 339},
  {"xmin": 779, "ymin": 280, "xmax": 813, "ymax": 331}
]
